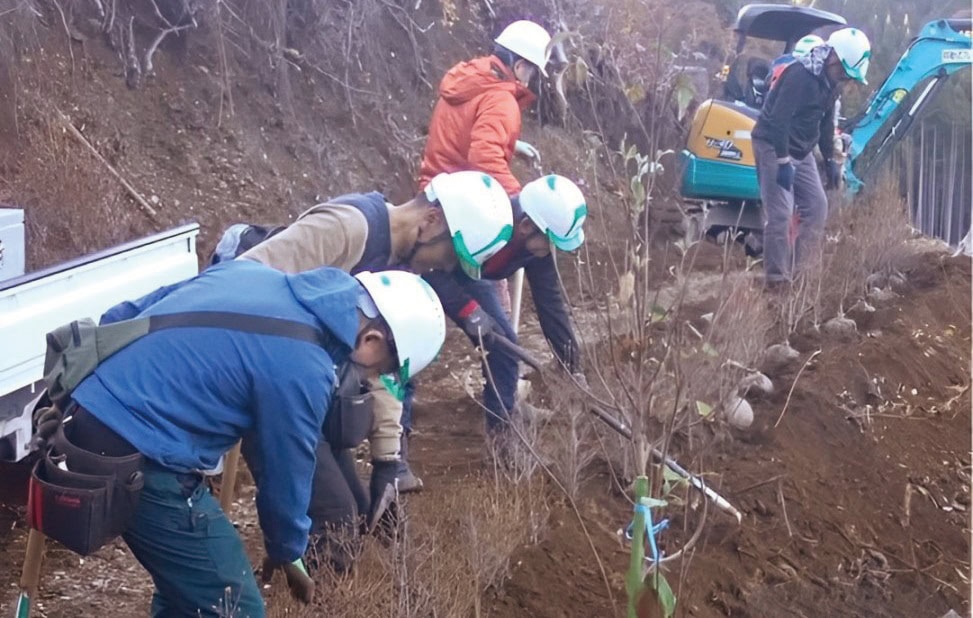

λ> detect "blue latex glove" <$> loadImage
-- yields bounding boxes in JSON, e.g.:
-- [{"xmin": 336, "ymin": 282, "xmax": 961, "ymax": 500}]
[{"xmin": 776, "ymin": 162, "xmax": 795, "ymax": 191}]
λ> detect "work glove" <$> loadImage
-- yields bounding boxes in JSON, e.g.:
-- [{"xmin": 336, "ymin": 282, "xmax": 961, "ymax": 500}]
[
  {"xmin": 824, "ymin": 159, "xmax": 842, "ymax": 190},
  {"xmin": 460, "ymin": 304, "xmax": 506, "ymax": 343},
  {"xmin": 367, "ymin": 460, "xmax": 399, "ymax": 539},
  {"xmin": 261, "ymin": 557, "xmax": 315, "ymax": 604},
  {"xmin": 776, "ymin": 161, "xmax": 795, "ymax": 191},
  {"xmin": 514, "ymin": 140, "xmax": 541, "ymax": 163},
  {"xmin": 30, "ymin": 405, "xmax": 63, "ymax": 452}
]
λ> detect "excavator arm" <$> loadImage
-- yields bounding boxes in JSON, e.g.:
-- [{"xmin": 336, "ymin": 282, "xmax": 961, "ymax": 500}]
[{"xmin": 843, "ymin": 18, "xmax": 972, "ymax": 194}]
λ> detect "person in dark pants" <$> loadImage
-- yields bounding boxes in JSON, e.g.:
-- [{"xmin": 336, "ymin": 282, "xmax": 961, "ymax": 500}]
[
  {"xmin": 751, "ymin": 28, "xmax": 871, "ymax": 285},
  {"xmin": 70, "ymin": 262, "xmax": 446, "ymax": 617},
  {"xmin": 412, "ymin": 174, "xmax": 587, "ymax": 437},
  {"xmin": 238, "ymin": 171, "xmax": 512, "ymax": 494}
]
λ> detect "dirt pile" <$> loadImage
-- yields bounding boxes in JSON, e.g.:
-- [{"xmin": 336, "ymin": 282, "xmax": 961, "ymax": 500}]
[{"xmin": 485, "ymin": 250, "xmax": 972, "ymax": 618}]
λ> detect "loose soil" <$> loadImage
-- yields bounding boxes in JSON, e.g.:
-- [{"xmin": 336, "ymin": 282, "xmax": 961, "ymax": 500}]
[{"xmin": 3, "ymin": 250, "xmax": 967, "ymax": 618}]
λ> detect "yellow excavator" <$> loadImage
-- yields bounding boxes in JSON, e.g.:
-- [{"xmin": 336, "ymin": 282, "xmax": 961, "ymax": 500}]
[{"xmin": 679, "ymin": 3, "xmax": 972, "ymax": 253}]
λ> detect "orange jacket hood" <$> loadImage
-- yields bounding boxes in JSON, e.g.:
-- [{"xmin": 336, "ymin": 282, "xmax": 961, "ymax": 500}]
[{"xmin": 438, "ymin": 56, "xmax": 536, "ymax": 109}]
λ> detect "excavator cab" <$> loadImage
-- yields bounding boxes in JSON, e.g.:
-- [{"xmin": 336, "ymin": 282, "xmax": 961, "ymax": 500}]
[{"xmin": 679, "ymin": 4, "xmax": 846, "ymax": 243}]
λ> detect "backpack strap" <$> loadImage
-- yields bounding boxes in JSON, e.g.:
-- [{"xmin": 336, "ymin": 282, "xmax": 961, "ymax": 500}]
[{"xmin": 147, "ymin": 311, "xmax": 346, "ymax": 356}]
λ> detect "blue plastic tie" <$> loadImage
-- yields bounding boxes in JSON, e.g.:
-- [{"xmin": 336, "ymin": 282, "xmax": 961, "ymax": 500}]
[{"xmin": 624, "ymin": 503, "xmax": 670, "ymax": 564}]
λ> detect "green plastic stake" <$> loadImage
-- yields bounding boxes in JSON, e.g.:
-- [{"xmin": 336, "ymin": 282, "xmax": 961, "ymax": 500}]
[
  {"xmin": 14, "ymin": 593, "xmax": 30, "ymax": 618},
  {"xmin": 625, "ymin": 476, "xmax": 650, "ymax": 618}
]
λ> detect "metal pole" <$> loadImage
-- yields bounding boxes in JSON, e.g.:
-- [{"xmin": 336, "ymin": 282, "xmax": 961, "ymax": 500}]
[
  {"xmin": 509, "ymin": 268, "xmax": 525, "ymax": 333},
  {"xmin": 487, "ymin": 334, "xmax": 743, "ymax": 523}
]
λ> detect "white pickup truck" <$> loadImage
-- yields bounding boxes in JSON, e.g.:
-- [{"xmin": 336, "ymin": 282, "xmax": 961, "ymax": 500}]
[{"xmin": 0, "ymin": 208, "xmax": 200, "ymax": 462}]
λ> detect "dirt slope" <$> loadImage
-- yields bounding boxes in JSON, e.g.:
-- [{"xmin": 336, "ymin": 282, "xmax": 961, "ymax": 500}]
[{"xmin": 484, "ymin": 251, "xmax": 972, "ymax": 618}]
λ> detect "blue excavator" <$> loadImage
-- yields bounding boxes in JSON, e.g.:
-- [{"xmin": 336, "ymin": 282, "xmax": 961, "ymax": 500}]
[{"xmin": 679, "ymin": 3, "xmax": 972, "ymax": 246}]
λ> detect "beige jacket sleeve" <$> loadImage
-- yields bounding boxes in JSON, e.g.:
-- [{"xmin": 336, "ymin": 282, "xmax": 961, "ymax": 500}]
[
  {"xmin": 239, "ymin": 203, "xmax": 369, "ymax": 273},
  {"xmin": 367, "ymin": 378, "xmax": 403, "ymax": 462}
]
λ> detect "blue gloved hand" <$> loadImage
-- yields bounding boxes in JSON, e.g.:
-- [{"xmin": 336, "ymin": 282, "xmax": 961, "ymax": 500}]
[
  {"xmin": 776, "ymin": 162, "xmax": 795, "ymax": 191},
  {"xmin": 824, "ymin": 159, "xmax": 842, "ymax": 190}
]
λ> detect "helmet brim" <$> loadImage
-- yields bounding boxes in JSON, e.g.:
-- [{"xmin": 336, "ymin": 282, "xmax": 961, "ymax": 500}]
[{"xmin": 550, "ymin": 229, "xmax": 584, "ymax": 252}]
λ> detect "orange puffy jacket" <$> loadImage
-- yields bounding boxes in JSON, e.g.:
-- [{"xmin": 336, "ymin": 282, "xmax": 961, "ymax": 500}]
[{"xmin": 418, "ymin": 56, "xmax": 536, "ymax": 196}]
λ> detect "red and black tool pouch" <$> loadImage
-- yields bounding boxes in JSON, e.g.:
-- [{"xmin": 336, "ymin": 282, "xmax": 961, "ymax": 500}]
[{"xmin": 27, "ymin": 423, "xmax": 144, "ymax": 556}]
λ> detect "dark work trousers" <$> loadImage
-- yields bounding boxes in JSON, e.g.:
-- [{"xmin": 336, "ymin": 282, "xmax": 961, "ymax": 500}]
[
  {"xmin": 123, "ymin": 463, "xmax": 264, "ymax": 617},
  {"xmin": 401, "ymin": 277, "xmax": 520, "ymax": 432},
  {"xmin": 70, "ymin": 408, "xmax": 263, "ymax": 617},
  {"xmin": 754, "ymin": 138, "xmax": 828, "ymax": 283},
  {"xmin": 306, "ymin": 441, "xmax": 368, "ymax": 572},
  {"xmin": 242, "ymin": 435, "xmax": 366, "ymax": 573}
]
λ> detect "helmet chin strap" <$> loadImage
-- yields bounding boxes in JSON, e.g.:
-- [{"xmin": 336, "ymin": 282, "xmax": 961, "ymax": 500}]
[{"xmin": 402, "ymin": 227, "xmax": 451, "ymax": 265}]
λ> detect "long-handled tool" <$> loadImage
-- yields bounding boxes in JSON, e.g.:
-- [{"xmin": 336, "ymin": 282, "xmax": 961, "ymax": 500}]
[
  {"xmin": 487, "ymin": 334, "xmax": 743, "ymax": 523},
  {"xmin": 14, "ymin": 528, "xmax": 46, "ymax": 618},
  {"xmin": 509, "ymin": 268, "xmax": 525, "ymax": 333},
  {"xmin": 219, "ymin": 441, "xmax": 243, "ymax": 513}
]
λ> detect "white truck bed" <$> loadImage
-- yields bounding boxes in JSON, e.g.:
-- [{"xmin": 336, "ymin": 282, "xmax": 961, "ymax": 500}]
[{"xmin": 0, "ymin": 223, "xmax": 200, "ymax": 461}]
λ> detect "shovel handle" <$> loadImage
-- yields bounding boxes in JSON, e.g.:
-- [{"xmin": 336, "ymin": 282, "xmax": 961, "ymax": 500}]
[
  {"xmin": 483, "ymin": 333, "xmax": 544, "ymax": 372},
  {"xmin": 484, "ymin": 335, "xmax": 744, "ymax": 523},
  {"xmin": 15, "ymin": 527, "xmax": 47, "ymax": 617}
]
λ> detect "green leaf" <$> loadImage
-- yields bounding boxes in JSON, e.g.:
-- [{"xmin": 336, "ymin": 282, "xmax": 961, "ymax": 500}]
[
  {"xmin": 649, "ymin": 305, "xmax": 668, "ymax": 323},
  {"xmin": 573, "ymin": 57, "xmax": 589, "ymax": 86},
  {"xmin": 640, "ymin": 496, "xmax": 668, "ymax": 509},
  {"xmin": 645, "ymin": 571, "xmax": 677, "ymax": 618},
  {"xmin": 674, "ymin": 73, "xmax": 696, "ymax": 121},
  {"xmin": 662, "ymin": 465, "xmax": 687, "ymax": 486},
  {"xmin": 625, "ymin": 82, "xmax": 646, "ymax": 104},
  {"xmin": 695, "ymin": 400, "xmax": 714, "ymax": 417},
  {"xmin": 630, "ymin": 177, "xmax": 646, "ymax": 212},
  {"xmin": 702, "ymin": 342, "xmax": 719, "ymax": 357}
]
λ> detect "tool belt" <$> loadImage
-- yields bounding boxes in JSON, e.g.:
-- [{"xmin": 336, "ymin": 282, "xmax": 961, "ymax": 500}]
[{"xmin": 28, "ymin": 406, "xmax": 144, "ymax": 556}]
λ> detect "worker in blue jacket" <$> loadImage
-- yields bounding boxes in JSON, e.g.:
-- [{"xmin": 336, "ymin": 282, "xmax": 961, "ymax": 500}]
[
  {"xmin": 68, "ymin": 260, "xmax": 446, "ymax": 617},
  {"xmin": 416, "ymin": 174, "xmax": 587, "ymax": 439}
]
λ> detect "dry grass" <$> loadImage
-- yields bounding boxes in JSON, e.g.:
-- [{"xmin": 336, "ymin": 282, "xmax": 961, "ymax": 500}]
[
  {"xmin": 0, "ymin": 100, "xmax": 142, "ymax": 269},
  {"xmin": 266, "ymin": 474, "xmax": 549, "ymax": 618},
  {"xmin": 773, "ymin": 178, "xmax": 915, "ymax": 337}
]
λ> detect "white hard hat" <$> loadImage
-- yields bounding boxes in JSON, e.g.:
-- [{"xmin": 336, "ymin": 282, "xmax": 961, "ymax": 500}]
[
  {"xmin": 494, "ymin": 20, "xmax": 553, "ymax": 77},
  {"xmin": 425, "ymin": 171, "xmax": 514, "ymax": 279},
  {"xmin": 355, "ymin": 270, "xmax": 446, "ymax": 397},
  {"xmin": 518, "ymin": 175, "xmax": 587, "ymax": 252},
  {"xmin": 827, "ymin": 28, "xmax": 871, "ymax": 85},
  {"xmin": 793, "ymin": 34, "xmax": 824, "ymax": 57}
]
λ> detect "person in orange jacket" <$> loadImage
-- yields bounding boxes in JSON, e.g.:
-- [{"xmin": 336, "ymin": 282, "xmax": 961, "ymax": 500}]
[{"xmin": 418, "ymin": 19, "xmax": 552, "ymax": 196}]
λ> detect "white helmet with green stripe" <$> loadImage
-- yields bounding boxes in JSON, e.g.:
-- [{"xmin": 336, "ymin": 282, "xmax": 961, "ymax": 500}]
[
  {"xmin": 425, "ymin": 171, "xmax": 514, "ymax": 279},
  {"xmin": 518, "ymin": 175, "xmax": 587, "ymax": 251},
  {"xmin": 827, "ymin": 28, "xmax": 871, "ymax": 85},
  {"xmin": 793, "ymin": 34, "xmax": 824, "ymax": 57},
  {"xmin": 355, "ymin": 270, "xmax": 446, "ymax": 400}
]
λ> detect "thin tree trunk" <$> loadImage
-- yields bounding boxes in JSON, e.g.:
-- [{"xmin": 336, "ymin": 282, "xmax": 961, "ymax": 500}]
[
  {"xmin": 916, "ymin": 122, "xmax": 925, "ymax": 230},
  {"xmin": 0, "ymin": 36, "xmax": 18, "ymax": 172},
  {"xmin": 944, "ymin": 124, "xmax": 956, "ymax": 243}
]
